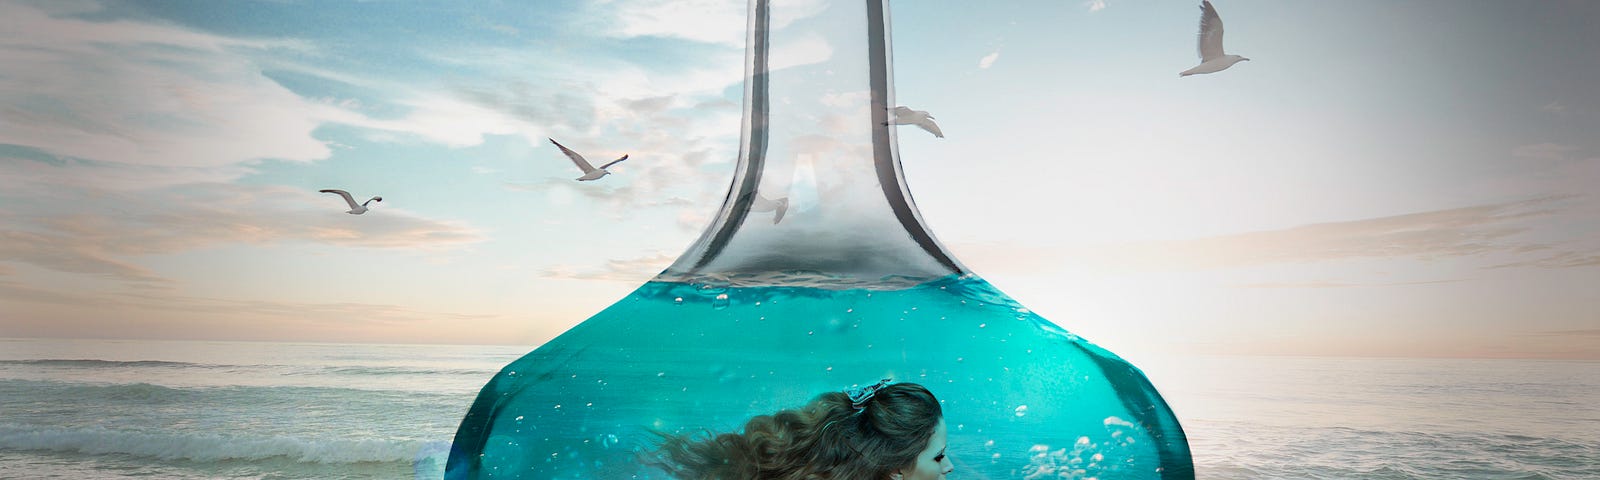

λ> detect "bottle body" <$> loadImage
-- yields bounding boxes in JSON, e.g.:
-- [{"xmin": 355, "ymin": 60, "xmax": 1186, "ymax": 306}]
[
  {"xmin": 449, "ymin": 276, "xmax": 1191, "ymax": 479},
  {"xmin": 447, "ymin": 1, "xmax": 1192, "ymax": 477}
]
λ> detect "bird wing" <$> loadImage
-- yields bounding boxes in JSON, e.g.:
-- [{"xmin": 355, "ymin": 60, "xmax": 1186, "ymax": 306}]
[
  {"xmin": 1197, "ymin": 0, "xmax": 1226, "ymax": 62},
  {"xmin": 891, "ymin": 107, "xmax": 930, "ymax": 126},
  {"xmin": 597, "ymin": 155, "xmax": 629, "ymax": 170},
  {"xmin": 916, "ymin": 118, "xmax": 944, "ymax": 138},
  {"xmin": 319, "ymin": 189, "xmax": 360, "ymax": 209},
  {"xmin": 550, "ymin": 138, "xmax": 596, "ymax": 173}
]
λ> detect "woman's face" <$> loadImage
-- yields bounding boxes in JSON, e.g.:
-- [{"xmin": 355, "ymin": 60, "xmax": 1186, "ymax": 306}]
[{"xmin": 897, "ymin": 418, "xmax": 952, "ymax": 480}]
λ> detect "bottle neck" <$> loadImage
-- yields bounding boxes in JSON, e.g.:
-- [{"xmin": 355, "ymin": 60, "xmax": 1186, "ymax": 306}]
[{"xmin": 658, "ymin": 0, "xmax": 965, "ymax": 289}]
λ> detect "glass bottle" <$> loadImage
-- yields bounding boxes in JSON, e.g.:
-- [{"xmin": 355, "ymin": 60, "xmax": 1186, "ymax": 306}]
[{"xmin": 447, "ymin": 1, "xmax": 1193, "ymax": 478}]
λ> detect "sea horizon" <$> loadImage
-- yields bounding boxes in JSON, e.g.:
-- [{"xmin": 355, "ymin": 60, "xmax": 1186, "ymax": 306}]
[
  {"xmin": 2, "ymin": 337, "xmax": 1596, "ymax": 479},
  {"xmin": 8, "ymin": 336, "xmax": 1596, "ymax": 362}
]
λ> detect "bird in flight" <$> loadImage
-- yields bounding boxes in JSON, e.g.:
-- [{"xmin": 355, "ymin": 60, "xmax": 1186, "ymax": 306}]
[
  {"xmin": 889, "ymin": 106, "xmax": 944, "ymax": 138},
  {"xmin": 751, "ymin": 192, "xmax": 790, "ymax": 224},
  {"xmin": 319, "ymin": 189, "xmax": 382, "ymax": 215},
  {"xmin": 1180, "ymin": 1, "xmax": 1249, "ymax": 77},
  {"xmin": 550, "ymin": 138, "xmax": 629, "ymax": 181}
]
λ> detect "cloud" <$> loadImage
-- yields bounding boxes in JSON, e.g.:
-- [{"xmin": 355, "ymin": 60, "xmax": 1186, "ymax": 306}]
[
  {"xmin": 978, "ymin": 50, "xmax": 1001, "ymax": 69},
  {"xmin": 0, "ymin": 2, "xmax": 347, "ymax": 169},
  {"xmin": 468, "ymin": 14, "xmax": 520, "ymax": 37},
  {"xmin": 1476, "ymin": 148, "xmax": 1600, "ymax": 210},
  {"xmin": 1513, "ymin": 142, "xmax": 1581, "ymax": 161},
  {"xmin": 598, "ymin": 0, "xmax": 826, "ymax": 46},
  {"xmin": 387, "ymin": 37, "xmax": 746, "ymax": 224},
  {"xmin": 0, "ymin": 279, "xmax": 490, "ymax": 325},
  {"xmin": 1136, "ymin": 197, "xmax": 1569, "ymax": 267},
  {"xmin": 0, "ymin": 148, "xmax": 255, "ymax": 191},
  {"xmin": 601, "ymin": 0, "xmax": 749, "ymax": 46},
  {"xmin": 1084, "ymin": 0, "xmax": 1109, "ymax": 13},
  {"xmin": 1540, "ymin": 101, "xmax": 1567, "ymax": 114},
  {"xmin": 1486, "ymin": 251, "xmax": 1600, "ymax": 269},
  {"xmin": 625, "ymin": 95, "xmax": 678, "ymax": 115},
  {"xmin": 0, "ymin": 182, "xmax": 483, "ymax": 285},
  {"xmin": 956, "ymin": 197, "xmax": 1571, "ymax": 274},
  {"xmin": 768, "ymin": 32, "xmax": 835, "ymax": 71},
  {"xmin": 447, "ymin": 81, "xmax": 598, "ymax": 140},
  {"xmin": 540, "ymin": 252, "xmax": 678, "ymax": 282},
  {"xmin": 0, "ymin": 280, "xmax": 96, "ymax": 306},
  {"xmin": 1526, "ymin": 329, "xmax": 1600, "ymax": 337},
  {"xmin": 0, "ymin": 2, "xmax": 604, "ymax": 175},
  {"xmin": 0, "ymin": 0, "xmax": 748, "ymax": 249},
  {"xmin": 130, "ymin": 294, "xmax": 497, "ymax": 325},
  {"xmin": 1235, "ymin": 279, "xmax": 1462, "ymax": 289},
  {"xmin": 0, "ymin": 230, "xmax": 170, "ymax": 285},
  {"xmin": 0, "ymin": 279, "xmax": 502, "ymax": 345}
]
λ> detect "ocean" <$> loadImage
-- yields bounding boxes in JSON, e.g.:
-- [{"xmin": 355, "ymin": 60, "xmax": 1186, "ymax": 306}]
[{"xmin": 0, "ymin": 338, "xmax": 1595, "ymax": 479}]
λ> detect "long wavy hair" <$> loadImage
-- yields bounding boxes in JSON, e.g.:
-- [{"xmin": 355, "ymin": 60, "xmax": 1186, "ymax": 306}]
[{"xmin": 650, "ymin": 382, "xmax": 942, "ymax": 480}]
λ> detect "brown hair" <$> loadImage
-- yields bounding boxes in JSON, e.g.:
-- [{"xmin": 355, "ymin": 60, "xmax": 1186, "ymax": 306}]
[{"xmin": 650, "ymin": 382, "xmax": 942, "ymax": 480}]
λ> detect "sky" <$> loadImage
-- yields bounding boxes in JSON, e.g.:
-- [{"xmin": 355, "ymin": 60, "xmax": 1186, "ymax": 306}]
[{"xmin": 1, "ymin": 0, "xmax": 1596, "ymax": 360}]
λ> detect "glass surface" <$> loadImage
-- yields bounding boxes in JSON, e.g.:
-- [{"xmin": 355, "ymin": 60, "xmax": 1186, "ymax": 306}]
[{"xmin": 447, "ymin": 1, "xmax": 1193, "ymax": 478}]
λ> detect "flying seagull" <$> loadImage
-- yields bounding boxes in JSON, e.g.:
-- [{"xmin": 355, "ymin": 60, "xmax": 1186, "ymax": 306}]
[
  {"xmin": 551, "ymin": 138, "xmax": 628, "ymax": 181},
  {"xmin": 888, "ymin": 106, "xmax": 944, "ymax": 138},
  {"xmin": 319, "ymin": 189, "xmax": 382, "ymax": 215},
  {"xmin": 1179, "ymin": 1, "xmax": 1249, "ymax": 77},
  {"xmin": 751, "ymin": 192, "xmax": 789, "ymax": 224}
]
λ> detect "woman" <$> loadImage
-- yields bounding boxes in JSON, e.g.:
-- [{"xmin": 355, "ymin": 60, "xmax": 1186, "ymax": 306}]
[{"xmin": 651, "ymin": 379, "xmax": 954, "ymax": 480}]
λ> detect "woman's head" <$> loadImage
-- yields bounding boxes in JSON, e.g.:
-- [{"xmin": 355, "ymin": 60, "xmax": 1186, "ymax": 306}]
[
  {"xmin": 816, "ymin": 380, "xmax": 947, "ymax": 478},
  {"xmin": 894, "ymin": 416, "xmax": 950, "ymax": 480},
  {"xmin": 650, "ymin": 380, "xmax": 952, "ymax": 480}
]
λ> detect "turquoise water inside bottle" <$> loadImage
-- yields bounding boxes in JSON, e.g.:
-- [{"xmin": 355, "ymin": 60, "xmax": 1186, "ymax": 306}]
[{"xmin": 448, "ymin": 274, "xmax": 1191, "ymax": 479}]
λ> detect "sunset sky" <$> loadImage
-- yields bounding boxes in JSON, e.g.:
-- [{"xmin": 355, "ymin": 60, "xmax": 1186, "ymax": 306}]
[{"xmin": 2, "ymin": 0, "xmax": 1596, "ymax": 359}]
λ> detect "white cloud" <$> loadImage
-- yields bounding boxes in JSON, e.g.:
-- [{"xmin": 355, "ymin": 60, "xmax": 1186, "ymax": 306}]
[
  {"xmin": 769, "ymin": 32, "xmax": 835, "ymax": 71},
  {"xmin": 1084, "ymin": 0, "xmax": 1108, "ymax": 13},
  {"xmin": 598, "ymin": 0, "xmax": 826, "ymax": 46},
  {"xmin": 0, "ymin": 153, "xmax": 256, "ymax": 191},
  {"xmin": 819, "ymin": 91, "xmax": 871, "ymax": 108},
  {"xmin": 0, "ymin": 2, "xmax": 594, "ymax": 174},
  {"xmin": 0, "ymin": 182, "xmax": 483, "ymax": 285},
  {"xmin": 0, "ymin": 3, "xmax": 343, "ymax": 169},
  {"xmin": 541, "ymin": 252, "xmax": 678, "ymax": 282},
  {"xmin": 978, "ymin": 50, "xmax": 1000, "ymax": 69},
  {"xmin": 602, "ymin": 0, "xmax": 749, "ymax": 46},
  {"xmin": 0, "ymin": 0, "xmax": 754, "ymax": 243},
  {"xmin": 954, "ymin": 197, "xmax": 1574, "ymax": 275},
  {"xmin": 365, "ymin": 92, "xmax": 543, "ymax": 148}
]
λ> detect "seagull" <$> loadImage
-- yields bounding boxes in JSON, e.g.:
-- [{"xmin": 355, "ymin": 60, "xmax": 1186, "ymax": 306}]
[
  {"xmin": 750, "ymin": 192, "xmax": 789, "ymax": 224},
  {"xmin": 888, "ymin": 106, "xmax": 944, "ymax": 138},
  {"xmin": 550, "ymin": 138, "xmax": 628, "ymax": 181},
  {"xmin": 1179, "ymin": 1, "xmax": 1249, "ymax": 77},
  {"xmin": 319, "ymin": 189, "xmax": 382, "ymax": 215}
]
